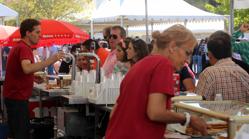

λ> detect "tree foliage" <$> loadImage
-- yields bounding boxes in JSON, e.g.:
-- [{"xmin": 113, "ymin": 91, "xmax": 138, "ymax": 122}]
[
  {"xmin": 0, "ymin": 0, "xmax": 92, "ymax": 25},
  {"xmin": 204, "ymin": 0, "xmax": 249, "ymax": 29},
  {"xmin": 184, "ymin": 0, "xmax": 210, "ymax": 11}
]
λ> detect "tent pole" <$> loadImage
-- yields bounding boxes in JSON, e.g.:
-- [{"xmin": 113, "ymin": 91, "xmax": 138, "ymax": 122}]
[
  {"xmin": 224, "ymin": 16, "xmax": 228, "ymax": 32},
  {"xmin": 90, "ymin": 19, "xmax": 94, "ymax": 39},
  {"xmin": 0, "ymin": 17, "xmax": 3, "ymax": 25},
  {"xmin": 184, "ymin": 19, "xmax": 188, "ymax": 27},
  {"xmin": 145, "ymin": 0, "xmax": 149, "ymax": 43},
  {"xmin": 16, "ymin": 15, "xmax": 19, "ymax": 26},
  {"xmin": 1, "ymin": 18, "xmax": 4, "ymax": 25},
  {"xmin": 120, "ymin": 16, "xmax": 124, "ymax": 27},
  {"xmin": 126, "ymin": 25, "xmax": 129, "ymax": 37},
  {"xmin": 151, "ymin": 22, "xmax": 154, "ymax": 35},
  {"xmin": 230, "ymin": 0, "xmax": 234, "ymax": 34}
]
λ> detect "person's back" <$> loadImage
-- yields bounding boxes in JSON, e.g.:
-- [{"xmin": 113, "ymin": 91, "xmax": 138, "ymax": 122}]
[
  {"xmin": 195, "ymin": 30, "xmax": 249, "ymax": 102},
  {"xmin": 196, "ymin": 58, "xmax": 249, "ymax": 102}
]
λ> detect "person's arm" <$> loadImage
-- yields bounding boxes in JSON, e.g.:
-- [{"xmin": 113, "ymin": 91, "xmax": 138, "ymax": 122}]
[
  {"xmin": 180, "ymin": 66, "xmax": 196, "ymax": 92},
  {"xmin": 147, "ymin": 93, "xmax": 208, "ymax": 135},
  {"xmin": 21, "ymin": 52, "xmax": 64, "ymax": 74},
  {"xmin": 182, "ymin": 78, "xmax": 195, "ymax": 92}
]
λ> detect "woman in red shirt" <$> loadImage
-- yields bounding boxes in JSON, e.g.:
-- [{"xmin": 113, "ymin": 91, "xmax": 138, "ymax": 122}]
[{"xmin": 105, "ymin": 25, "xmax": 208, "ymax": 139}]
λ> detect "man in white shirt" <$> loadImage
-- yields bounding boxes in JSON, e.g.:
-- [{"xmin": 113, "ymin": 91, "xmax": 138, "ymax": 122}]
[{"xmin": 102, "ymin": 25, "xmax": 126, "ymax": 77}]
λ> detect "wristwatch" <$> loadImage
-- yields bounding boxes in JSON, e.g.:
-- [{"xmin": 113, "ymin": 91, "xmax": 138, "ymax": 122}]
[{"xmin": 183, "ymin": 112, "xmax": 191, "ymax": 127}]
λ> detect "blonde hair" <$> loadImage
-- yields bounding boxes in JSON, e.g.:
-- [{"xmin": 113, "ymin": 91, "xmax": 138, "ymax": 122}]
[{"xmin": 152, "ymin": 24, "xmax": 197, "ymax": 49}]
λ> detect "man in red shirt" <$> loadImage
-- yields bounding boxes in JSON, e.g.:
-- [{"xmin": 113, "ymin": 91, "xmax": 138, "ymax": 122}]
[
  {"xmin": 3, "ymin": 19, "xmax": 64, "ymax": 139},
  {"xmin": 105, "ymin": 25, "xmax": 208, "ymax": 139}
]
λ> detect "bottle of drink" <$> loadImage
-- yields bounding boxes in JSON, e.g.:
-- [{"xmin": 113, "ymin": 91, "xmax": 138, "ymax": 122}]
[
  {"xmin": 58, "ymin": 47, "xmax": 72, "ymax": 63},
  {"xmin": 215, "ymin": 93, "xmax": 223, "ymax": 101},
  {"xmin": 173, "ymin": 73, "xmax": 180, "ymax": 96}
]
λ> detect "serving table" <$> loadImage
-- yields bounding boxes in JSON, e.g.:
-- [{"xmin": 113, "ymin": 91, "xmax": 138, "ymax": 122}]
[{"xmin": 174, "ymin": 100, "xmax": 249, "ymax": 139}]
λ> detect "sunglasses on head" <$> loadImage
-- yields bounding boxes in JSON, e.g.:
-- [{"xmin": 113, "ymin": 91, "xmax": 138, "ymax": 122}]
[{"xmin": 109, "ymin": 34, "xmax": 118, "ymax": 40}]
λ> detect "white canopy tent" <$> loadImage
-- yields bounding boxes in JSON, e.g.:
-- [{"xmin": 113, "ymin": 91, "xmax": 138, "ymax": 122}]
[
  {"xmin": 92, "ymin": 0, "xmax": 225, "ymax": 23},
  {"xmin": 234, "ymin": 0, "xmax": 249, "ymax": 9},
  {"xmin": 91, "ymin": 0, "xmax": 225, "ymax": 40},
  {"xmin": 0, "ymin": 3, "xmax": 18, "ymax": 25},
  {"xmin": 127, "ymin": 21, "xmax": 225, "ymax": 40}
]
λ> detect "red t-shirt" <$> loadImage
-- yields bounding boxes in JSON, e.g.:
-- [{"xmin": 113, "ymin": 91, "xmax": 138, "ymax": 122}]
[
  {"xmin": 3, "ymin": 41, "xmax": 34, "ymax": 100},
  {"xmin": 92, "ymin": 47, "xmax": 110, "ymax": 69},
  {"xmin": 105, "ymin": 55, "xmax": 174, "ymax": 139},
  {"xmin": 97, "ymin": 47, "xmax": 109, "ymax": 67}
]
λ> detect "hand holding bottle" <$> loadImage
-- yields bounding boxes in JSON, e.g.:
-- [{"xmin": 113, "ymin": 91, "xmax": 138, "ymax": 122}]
[{"xmin": 58, "ymin": 47, "xmax": 72, "ymax": 63}]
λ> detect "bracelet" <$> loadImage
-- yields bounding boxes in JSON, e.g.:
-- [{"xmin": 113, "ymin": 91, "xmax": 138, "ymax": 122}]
[{"xmin": 183, "ymin": 112, "xmax": 191, "ymax": 127}]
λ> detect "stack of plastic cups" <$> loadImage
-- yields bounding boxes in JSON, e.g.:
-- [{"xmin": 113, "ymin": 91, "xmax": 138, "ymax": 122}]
[{"xmin": 81, "ymin": 70, "xmax": 88, "ymax": 97}]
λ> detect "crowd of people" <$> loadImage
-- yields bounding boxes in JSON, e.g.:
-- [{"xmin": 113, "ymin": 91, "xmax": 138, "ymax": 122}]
[{"xmin": 2, "ymin": 18, "xmax": 249, "ymax": 139}]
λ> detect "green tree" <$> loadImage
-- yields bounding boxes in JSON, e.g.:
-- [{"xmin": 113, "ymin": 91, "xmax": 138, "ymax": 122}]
[
  {"xmin": 184, "ymin": 0, "xmax": 210, "ymax": 11},
  {"xmin": 0, "ymin": 0, "xmax": 92, "ymax": 25},
  {"xmin": 205, "ymin": 0, "xmax": 249, "ymax": 30}
]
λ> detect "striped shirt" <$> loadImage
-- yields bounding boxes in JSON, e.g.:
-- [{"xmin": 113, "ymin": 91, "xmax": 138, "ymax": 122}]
[{"xmin": 195, "ymin": 58, "xmax": 249, "ymax": 102}]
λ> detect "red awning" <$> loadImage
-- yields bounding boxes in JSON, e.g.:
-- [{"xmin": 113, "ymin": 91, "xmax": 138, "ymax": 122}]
[
  {"xmin": 0, "ymin": 25, "xmax": 18, "ymax": 46},
  {"xmin": 5, "ymin": 19, "xmax": 90, "ymax": 48}
]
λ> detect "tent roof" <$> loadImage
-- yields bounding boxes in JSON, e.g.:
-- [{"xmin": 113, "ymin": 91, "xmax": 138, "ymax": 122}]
[
  {"xmin": 92, "ymin": 0, "xmax": 120, "ymax": 20},
  {"xmin": 0, "ymin": 3, "xmax": 18, "ymax": 18},
  {"xmin": 234, "ymin": 0, "xmax": 249, "ymax": 9},
  {"xmin": 92, "ymin": 0, "xmax": 224, "ymax": 24},
  {"xmin": 0, "ymin": 25, "xmax": 18, "ymax": 39}
]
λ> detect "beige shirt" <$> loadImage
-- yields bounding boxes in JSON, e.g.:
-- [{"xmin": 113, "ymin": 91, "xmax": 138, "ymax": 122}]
[{"xmin": 195, "ymin": 58, "xmax": 249, "ymax": 102}]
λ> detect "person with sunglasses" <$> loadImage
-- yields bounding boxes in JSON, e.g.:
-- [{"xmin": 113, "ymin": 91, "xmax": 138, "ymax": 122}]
[
  {"xmin": 102, "ymin": 25, "xmax": 126, "ymax": 78},
  {"xmin": 105, "ymin": 24, "xmax": 207, "ymax": 139},
  {"xmin": 126, "ymin": 37, "xmax": 149, "ymax": 66}
]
